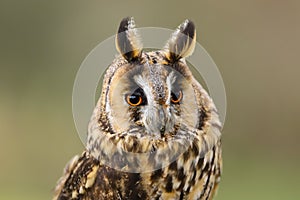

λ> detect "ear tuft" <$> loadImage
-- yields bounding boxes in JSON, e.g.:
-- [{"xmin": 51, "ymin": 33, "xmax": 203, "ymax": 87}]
[
  {"xmin": 164, "ymin": 20, "xmax": 196, "ymax": 62},
  {"xmin": 116, "ymin": 17, "xmax": 142, "ymax": 62}
]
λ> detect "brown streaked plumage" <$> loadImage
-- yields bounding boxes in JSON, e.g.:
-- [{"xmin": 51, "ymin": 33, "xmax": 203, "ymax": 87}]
[{"xmin": 54, "ymin": 17, "xmax": 222, "ymax": 200}]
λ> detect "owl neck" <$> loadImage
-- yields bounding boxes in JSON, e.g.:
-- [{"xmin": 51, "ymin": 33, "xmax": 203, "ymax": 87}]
[{"xmin": 87, "ymin": 111, "xmax": 221, "ymax": 173}]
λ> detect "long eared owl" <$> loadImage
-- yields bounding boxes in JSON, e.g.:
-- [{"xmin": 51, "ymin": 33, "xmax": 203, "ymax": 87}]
[{"xmin": 53, "ymin": 17, "xmax": 222, "ymax": 200}]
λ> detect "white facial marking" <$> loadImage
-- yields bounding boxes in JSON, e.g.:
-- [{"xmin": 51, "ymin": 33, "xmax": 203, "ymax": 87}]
[
  {"xmin": 133, "ymin": 74, "xmax": 153, "ymax": 105},
  {"xmin": 166, "ymin": 71, "xmax": 177, "ymax": 105}
]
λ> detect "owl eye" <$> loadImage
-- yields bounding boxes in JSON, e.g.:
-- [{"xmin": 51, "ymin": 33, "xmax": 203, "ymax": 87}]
[
  {"xmin": 171, "ymin": 90, "xmax": 183, "ymax": 104},
  {"xmin": 125, "ymin": 88, "xmax": 146, "ymax": 106},
  {"xmin": 126, "ymin": 94, "xmax": 142, "ymax": 106}
]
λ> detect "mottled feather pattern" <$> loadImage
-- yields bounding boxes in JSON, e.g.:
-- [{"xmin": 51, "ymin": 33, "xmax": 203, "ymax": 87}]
[{"xmin": 54, "ymin": 17, "xmax": 222, "ymax": 200}]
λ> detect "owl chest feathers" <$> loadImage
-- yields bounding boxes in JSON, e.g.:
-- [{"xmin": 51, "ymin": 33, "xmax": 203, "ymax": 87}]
[
  {"xmin": 85, "ymin": 118, "xmax": 222, "ymax": 199},
  {"xmin": 141, "ymin": 142, "xmax": 221, "ymax": 200},
  {"xmin": 87, "ymin": 140, "xmax": 221, "ymax": 200}
]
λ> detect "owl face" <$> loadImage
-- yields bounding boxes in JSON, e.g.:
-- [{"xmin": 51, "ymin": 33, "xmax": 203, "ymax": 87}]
[
  {"xmin": 87, "ymin": 17, "xmax": 220, "ymax": 171},
  {"xmin": 103, "ymin": 17, "xmax": 204, "ymax": 141},
  {"xmin": 107, "ymin": 53, "xmax": 199, "ymax": 139}
]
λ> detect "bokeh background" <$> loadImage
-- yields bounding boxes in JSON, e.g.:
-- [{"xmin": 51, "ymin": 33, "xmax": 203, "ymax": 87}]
[{"xmin": 1, "ymin": 0, "xmax": 299, "ymax": 199}]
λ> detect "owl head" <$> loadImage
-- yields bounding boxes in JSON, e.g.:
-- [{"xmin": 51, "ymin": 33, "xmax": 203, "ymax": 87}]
[{"xmin": 87, "ymin": 17, "xmax": 221, "ymax": 172}]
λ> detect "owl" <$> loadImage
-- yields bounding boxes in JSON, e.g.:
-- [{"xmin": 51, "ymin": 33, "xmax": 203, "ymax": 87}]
[{"xmin": 53, "ymin": 17, "xmax": 222, "ymax": 200}]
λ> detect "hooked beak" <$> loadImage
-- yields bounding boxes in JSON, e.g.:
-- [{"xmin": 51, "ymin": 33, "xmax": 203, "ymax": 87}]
[
  {"xmin": 158, "ymin": 108, "xmax": 166, "ymax": 134},
  {"xmin": 144, "ymin": 105, "xmax": 169, "ymax": 135}
]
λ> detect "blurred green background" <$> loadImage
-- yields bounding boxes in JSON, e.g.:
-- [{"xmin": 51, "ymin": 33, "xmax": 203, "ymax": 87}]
[{"xmin": 1, "ymin": 0, "xmax": 299, "ymax": 199}]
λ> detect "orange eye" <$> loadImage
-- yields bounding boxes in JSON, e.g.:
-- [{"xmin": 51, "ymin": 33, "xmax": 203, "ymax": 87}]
[
  {"xmin": 171, "ymin": 91, "xmax": 183, "ymax": 104},
  {"xmin": 126, "ymin": 94, "xmax": 143, "ymax": 106}
]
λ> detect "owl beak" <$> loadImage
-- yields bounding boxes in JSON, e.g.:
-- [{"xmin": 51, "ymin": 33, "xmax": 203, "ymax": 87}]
[
  {"xmin": 156, "ymin": 105, "xmax": 172, "ymax": 136},
  {"xmin": 144, "ymin": 105, "xmax": 169, "ymax": 136},
  {"xmin": 158, "ymin": 108, "xmax": 166, "ymax": 134}
]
